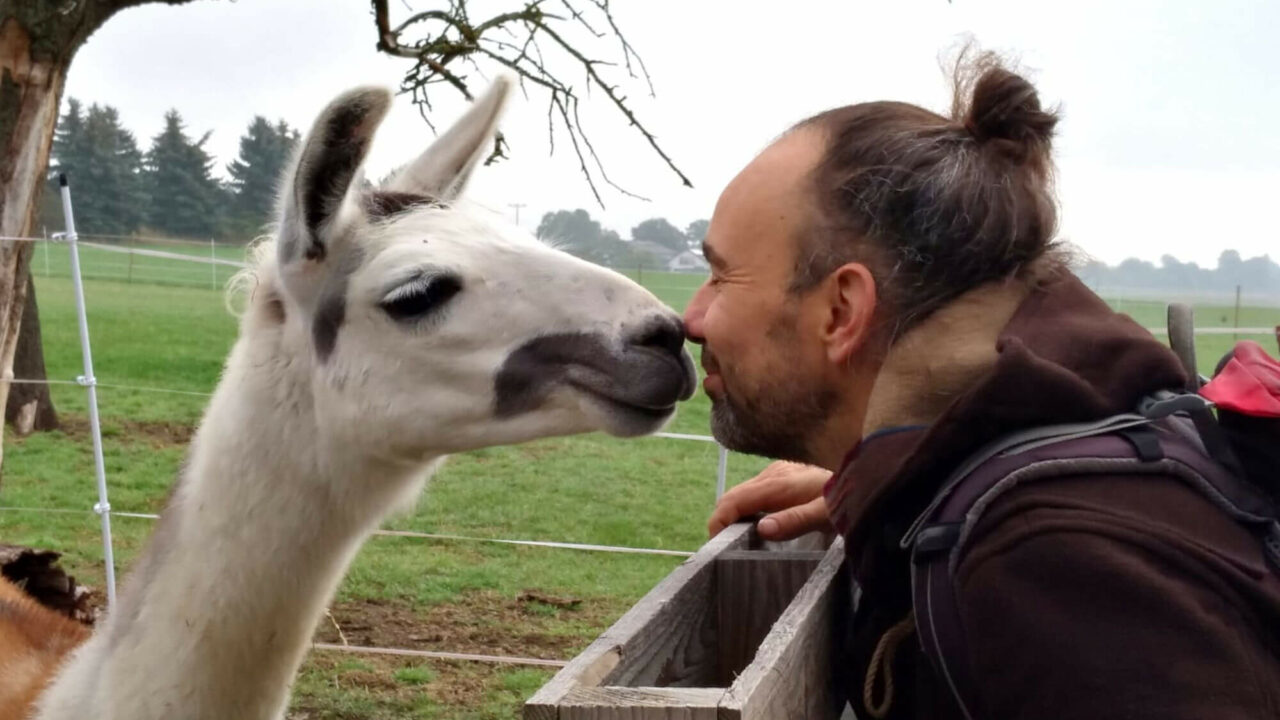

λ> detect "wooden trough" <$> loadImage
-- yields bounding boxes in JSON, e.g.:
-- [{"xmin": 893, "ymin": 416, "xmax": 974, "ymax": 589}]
[{"xmin": 524, "ymin": 522, "xmax": 848, "ymax": 719}]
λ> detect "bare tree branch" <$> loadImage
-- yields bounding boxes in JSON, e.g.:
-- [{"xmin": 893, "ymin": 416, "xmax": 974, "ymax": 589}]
[
  {"xmin": 586, "ymin": 0, "xmax": 654, "ymax": 96},
  {"xmin": 369, "ymin": 0, "xmax": 691, "ymax": 206},
  {"xmin": 533, "ymin": 19, "xmax": 687, "ymax": 187},
  {"xmin": 557, "ymin": 0, "xmax": 603, "ymax": 38}
]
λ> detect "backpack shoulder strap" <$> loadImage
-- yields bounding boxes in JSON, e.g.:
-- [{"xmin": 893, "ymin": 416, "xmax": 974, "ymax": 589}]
[
  {"xmin": 905, "ymin": 417, "xmax": 1152, "ymax": 720},
  {"xmin": 905, "ymin": 402, "xmax": 1280, "ymax": 719}
]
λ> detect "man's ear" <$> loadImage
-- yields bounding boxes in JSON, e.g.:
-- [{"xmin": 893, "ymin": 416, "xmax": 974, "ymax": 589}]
[{"xmin": 823, "ymin": 262, "xmax": 878, "ymax": 365}]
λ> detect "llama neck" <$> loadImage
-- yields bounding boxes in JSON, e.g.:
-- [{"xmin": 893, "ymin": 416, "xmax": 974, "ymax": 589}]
[{"xmin": 40, "ymin": 328, "xmax": 439, "ymax": 720}]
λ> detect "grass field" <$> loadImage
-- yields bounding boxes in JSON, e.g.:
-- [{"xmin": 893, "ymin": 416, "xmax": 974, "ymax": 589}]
[{"xmin": 2, "ymin": 242, "xmax": 1278, "ymax": 718}]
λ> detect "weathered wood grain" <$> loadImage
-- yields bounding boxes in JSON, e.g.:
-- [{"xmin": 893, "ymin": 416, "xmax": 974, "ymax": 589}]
[
  {"xmin": 714, "ymin": 550, "xmax": 827, "ymax": 686},
  {"xmin": 524, "ymin": 524, "xmax": 848, "ymax": 720},
  {"xmin": 756, "ymin": 530, "xmax": 832, "ymax": 553},
  {"xmin": 719, "ymin": 539, "xmax": 846, "ymax": 720},
  {"xmin": 523, "ymin": 523, "xmax": 753, "ymax": 720},
  {"xmin": 559, "ymin": 688, "xmax": 722, "ymax": 720}
]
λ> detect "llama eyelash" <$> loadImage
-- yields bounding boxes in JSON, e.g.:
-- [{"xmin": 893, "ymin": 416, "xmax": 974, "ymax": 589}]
[
  {"xmin": 381, "ymin": 274, "xmax": 436, "ymax": 304},
  {"xmin": 380, "ymin": 273, "xmax": 464, "ymax": 321}
]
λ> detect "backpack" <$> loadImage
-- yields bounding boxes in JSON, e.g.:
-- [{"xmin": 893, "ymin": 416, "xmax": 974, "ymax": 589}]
[{"xmin": 903, "ymin": 303, "xmax": 1280, "ymax": 720}]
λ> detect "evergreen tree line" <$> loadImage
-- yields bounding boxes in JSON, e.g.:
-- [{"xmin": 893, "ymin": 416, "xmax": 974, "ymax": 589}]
[
  {"xmin": 39, "ymin": 99, "xmax": 1278, "ymax": 292},
  {"xmin": 540, "ymin": 208, "xmax": 1279, "ymax": 296},
  {"xmin": 1079, "ymin": 250, "xmax": 1280, "ymax": 296},
  {"xmin": 42, "ymin": 99, "xmax": 300, "ymax": 241}
]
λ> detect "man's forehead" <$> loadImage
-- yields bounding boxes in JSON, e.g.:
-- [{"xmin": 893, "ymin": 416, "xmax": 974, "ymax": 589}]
[{"xmin": 708, "ymin": 129, "xmax": 824, "ymax": 260}]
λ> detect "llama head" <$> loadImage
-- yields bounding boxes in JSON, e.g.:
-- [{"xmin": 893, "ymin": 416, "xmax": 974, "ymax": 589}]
[{"xmin": 261, "ymin": 78, "xmax": 696, "ymax": 460}]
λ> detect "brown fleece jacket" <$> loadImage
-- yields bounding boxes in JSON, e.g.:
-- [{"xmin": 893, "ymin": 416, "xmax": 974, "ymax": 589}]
[{"xmin": 824, "ymin": 272, "xmax": 1280, "ymax": 719}]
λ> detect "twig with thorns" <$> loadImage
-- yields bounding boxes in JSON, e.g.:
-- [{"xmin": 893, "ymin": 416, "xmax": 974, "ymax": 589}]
[{"xmin": 370, "ymin": 0, "xmax": 690, "ymax": 205}]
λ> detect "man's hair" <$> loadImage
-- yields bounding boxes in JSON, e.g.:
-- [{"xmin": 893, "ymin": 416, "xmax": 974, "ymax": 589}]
[{"xmin": 793, "ymin": 50, "xmax": 1061, "ymax": 338}]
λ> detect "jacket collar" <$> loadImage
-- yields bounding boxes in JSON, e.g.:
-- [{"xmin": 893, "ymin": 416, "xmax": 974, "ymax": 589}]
[{"xmin": 825, "ymin": 270, "xmax": 1187, "ymax": 554}]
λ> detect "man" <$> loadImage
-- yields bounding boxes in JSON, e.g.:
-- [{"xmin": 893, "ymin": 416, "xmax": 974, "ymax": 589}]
[{"xmin": 684, "ymin": 57, "xmax": 1280, "ymax": 719}]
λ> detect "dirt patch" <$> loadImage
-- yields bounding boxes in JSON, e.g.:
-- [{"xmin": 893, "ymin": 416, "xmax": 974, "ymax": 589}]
[
  {"xmin": 314, "ymin": 591, "xmax": 620, "ymax": 661},
  {"xmin": 57, "ymin": 414, "xmax": 195, "ymax": 448},
  {"xmin": 294, "ymin": 591, "xmax": 610, "ymax": 719}
]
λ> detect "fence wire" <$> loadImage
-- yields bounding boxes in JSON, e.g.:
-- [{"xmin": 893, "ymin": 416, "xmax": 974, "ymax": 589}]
[
  {"xmin": 1, "ymin": 218, "xmax": 724, "ymax": 655},
  {"xmin": 4, "ymin": 225, "xmax": 1279, "ymax": 670}
]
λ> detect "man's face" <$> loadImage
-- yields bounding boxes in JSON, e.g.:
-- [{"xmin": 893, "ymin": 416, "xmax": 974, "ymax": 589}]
[{"xmin": 683, "ymin": 130, "xmax": 836, "ymax": 462}]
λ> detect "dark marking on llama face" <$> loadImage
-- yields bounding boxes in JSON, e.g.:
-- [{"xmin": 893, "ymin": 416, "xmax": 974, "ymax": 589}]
[
  {"xmin": 494, "ymin": 333, "xmax": 597, "ymax": 417},
  {"xmin": 362, "ymin": 190, "xmax": 442, "ymax": 220},
  {"xmin": 310, "ymin": 244, "xmax": 364, "ymax": 363},
  {"xmin": 313, "ymin": 292, "xmax": 346, "ymax": 362},
  {"xmin": 494, "ymin": 322, "xmax": 694, "ymax": 419}
]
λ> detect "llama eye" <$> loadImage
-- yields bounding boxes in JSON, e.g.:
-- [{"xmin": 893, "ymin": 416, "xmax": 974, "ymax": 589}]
[{"xmin": 380, "ymin": 274, "xmax": 463, "ymax": 321}]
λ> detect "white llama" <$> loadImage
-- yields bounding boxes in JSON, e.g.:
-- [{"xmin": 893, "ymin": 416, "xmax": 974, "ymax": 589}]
[{"xmin": 32, "ymin": 77, "xmax": 695, "ymax": 720}]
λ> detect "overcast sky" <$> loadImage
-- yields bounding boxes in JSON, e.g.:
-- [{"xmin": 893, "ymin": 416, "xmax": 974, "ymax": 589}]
[{"xmin": 64, "ymin": 0, "xmax": 1279, "ymax": 267}]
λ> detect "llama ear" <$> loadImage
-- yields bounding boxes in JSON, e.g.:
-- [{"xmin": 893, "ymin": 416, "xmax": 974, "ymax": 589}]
[
  {"xmin": 280, "ymin": 86, "xmax": 392, "ymax": 266},
  {"xmin": 384, "ymin": 76, "xmax": 512, "ymax": 200}
]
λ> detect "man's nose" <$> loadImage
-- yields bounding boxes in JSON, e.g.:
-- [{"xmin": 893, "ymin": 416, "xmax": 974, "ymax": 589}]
[{"xmin": 682, "ymin": 281, "xmax": 711, "ymax": 344}]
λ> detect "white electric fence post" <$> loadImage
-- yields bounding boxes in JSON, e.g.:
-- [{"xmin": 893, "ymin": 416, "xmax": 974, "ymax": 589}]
[
  {"xmin": 715, "ymin": 444, "xmax": 729, "ymax": 500},
  {"xmin": 210, "ymin": 237, "xmax": 217, "ymax": 290},
  {"xmin": 58, "ymin": 174, "xmax": 118, "ymax": 608}
]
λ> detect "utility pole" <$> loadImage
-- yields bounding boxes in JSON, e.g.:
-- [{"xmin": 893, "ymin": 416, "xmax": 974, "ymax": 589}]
[{"xmin": 508, "ymin": 202, "xmax": 527, "ymax": 225}]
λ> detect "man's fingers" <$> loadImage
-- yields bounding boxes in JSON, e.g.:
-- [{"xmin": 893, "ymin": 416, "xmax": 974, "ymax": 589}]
[
  {"xmin": 707, "ymin": 477, "xmax": 801, "ymax": 537},
  {"xmin": 707, "ymin": 495, "xmax": 750, "ymax": 538},
  {"xmin": 757, "ymin": 496, "xmax": 830, "ymax": 541},
  {"xmin": 707, "ymin": 462, "xmax": 832, "ymax": 538}
]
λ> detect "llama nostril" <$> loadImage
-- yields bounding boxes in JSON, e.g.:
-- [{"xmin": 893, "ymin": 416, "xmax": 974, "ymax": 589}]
[{"xmin": 629, "ymin": 315, "xmax": 686, "ymax": 358}]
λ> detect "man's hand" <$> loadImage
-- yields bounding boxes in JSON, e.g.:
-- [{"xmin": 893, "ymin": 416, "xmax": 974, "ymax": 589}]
[{"xmin": 708, "ymin": 461, "xmax": 833, "ymax": 541}]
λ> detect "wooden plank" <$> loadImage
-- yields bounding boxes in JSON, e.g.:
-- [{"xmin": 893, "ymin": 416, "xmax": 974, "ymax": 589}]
[
  {"xmin": 717, "ymin": 550, "xmax": 828, "ymax": 562},
  {"xmin": 719, "ymin": 539, "xmax": 846, "ymax": 720},
  {"xmin": 524, "ymin": 523, "xmax": 753, "ymax": 720},
  {"xmin": 559, "ymin": 687, "xmax": 722, "ymax": 720},
  {"xmin": 714, "ymin": 550, "xmax": 827, "ymax": 685},
  {"xmin": 756, "ymin": 530, "xmax": 832, "ymax": 553},
  {"xmin": 602, "ymin": 557, "xmax": 717, "ymax": 688}
]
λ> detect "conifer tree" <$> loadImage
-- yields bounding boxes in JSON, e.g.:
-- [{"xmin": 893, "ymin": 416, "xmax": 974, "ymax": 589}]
[
  {"xmin": 144, "ymin": 110, "xmax": 223, "ymax": 238},
  {"xmin": 227, "ymin": 116, "xmax": 299, "ymax": 236}
]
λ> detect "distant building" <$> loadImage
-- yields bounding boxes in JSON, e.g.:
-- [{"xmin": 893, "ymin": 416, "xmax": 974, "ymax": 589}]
[
  {"xmin": 666, "ymin": 250, "xmax": 709, "ymax": 272},
  {"xmin": 629, "ymin": 240, "xmax": 678, "ymax": 268}
]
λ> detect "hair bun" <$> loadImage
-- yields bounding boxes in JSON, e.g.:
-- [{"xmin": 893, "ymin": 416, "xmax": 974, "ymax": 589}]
[{"xmin": 960, "ymin": 64, "xmax": 1058, "ymax": 169}]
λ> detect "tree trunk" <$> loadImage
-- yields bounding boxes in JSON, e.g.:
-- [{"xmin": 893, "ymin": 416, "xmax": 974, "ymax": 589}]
[
  {"xmin": 0, "ymin": 1, "xmax": 176, "ymax": 478},
  {"xmin": 6, "ymin": 273, "xmax": 58, "ymax": 436},
  {"xmin": 0, "ymin": 13, "xmax": 68, "ymax": 475}
]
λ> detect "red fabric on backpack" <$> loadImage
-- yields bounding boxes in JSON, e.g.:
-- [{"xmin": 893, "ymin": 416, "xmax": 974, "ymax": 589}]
[{"xmin": 1201, "ymin": 341, "xmax": 1280, "ymax": 418}]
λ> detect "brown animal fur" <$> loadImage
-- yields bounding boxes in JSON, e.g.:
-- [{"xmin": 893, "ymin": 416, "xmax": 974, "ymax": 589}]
[{"xmin": 0, "ymin": 578, "xmax": 88, "ymax": 720}]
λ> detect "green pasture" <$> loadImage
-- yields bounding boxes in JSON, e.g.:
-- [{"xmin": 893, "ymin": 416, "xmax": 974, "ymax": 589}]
[{"xmin": 0, "ymin": 244, "xmax": 1277, "ymax": 718}]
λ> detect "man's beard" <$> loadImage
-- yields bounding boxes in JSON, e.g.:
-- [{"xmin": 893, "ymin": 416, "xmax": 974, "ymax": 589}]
[{"xmin": 704, "ymin": 349, "xmax": 836, "ymax": 464}]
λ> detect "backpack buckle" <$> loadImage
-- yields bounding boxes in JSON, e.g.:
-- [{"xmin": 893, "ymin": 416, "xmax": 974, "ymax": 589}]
[
  {"xmin": 1138, "ymin": 390, "xmax": 1213, "ymax": 420},
  {"xmin": 911, "ymin": 522, "xmax": 963, "ymax": 564}
]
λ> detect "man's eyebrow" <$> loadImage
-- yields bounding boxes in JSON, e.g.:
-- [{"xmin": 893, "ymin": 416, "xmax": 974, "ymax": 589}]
[{"xmin": 702, "ymin": 241, "xmax": 726, "ymax": 269}]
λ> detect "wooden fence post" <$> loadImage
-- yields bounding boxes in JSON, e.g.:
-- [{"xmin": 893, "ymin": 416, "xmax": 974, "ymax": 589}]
[{"xmin": 525, "ymin": 524, "xmax": 847, "ymax": 719}]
